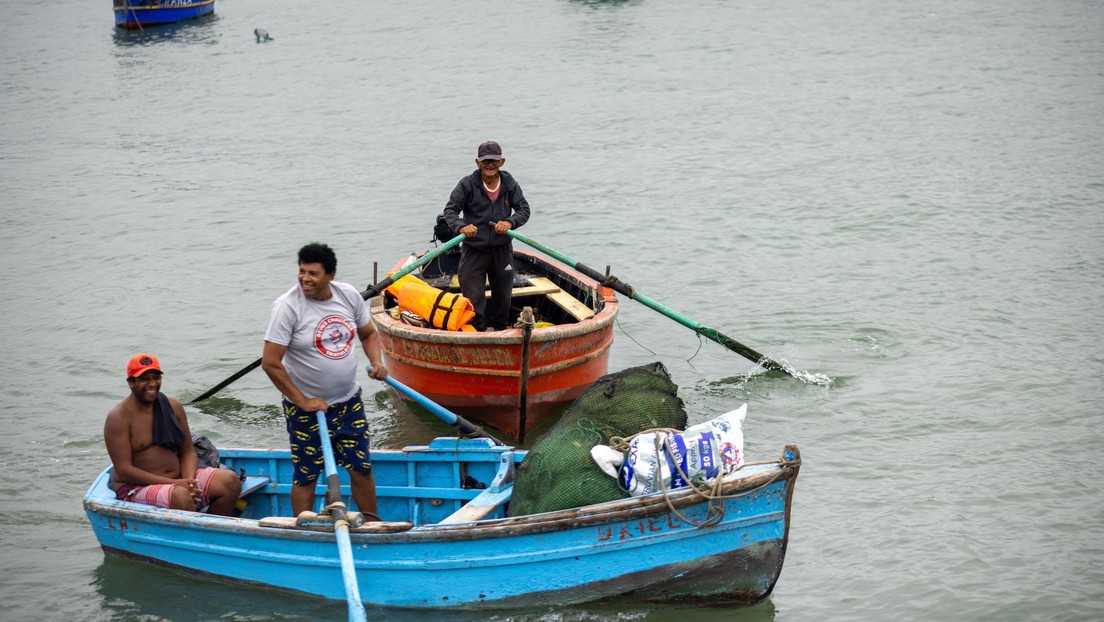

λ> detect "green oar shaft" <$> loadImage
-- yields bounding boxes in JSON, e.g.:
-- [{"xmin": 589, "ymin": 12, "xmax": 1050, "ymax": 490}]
[
  {"xmin": 368, "ymin": 233, "xmax": 465, "ymax": 296},
  {"xmin": 506, "ymin": 230, "xmax": 793, "ymax": 376}
]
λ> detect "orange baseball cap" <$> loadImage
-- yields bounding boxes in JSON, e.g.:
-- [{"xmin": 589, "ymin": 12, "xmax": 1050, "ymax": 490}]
[{"xmin": 126, "ymin": 353, "xmax": 163, "ymax": 379}]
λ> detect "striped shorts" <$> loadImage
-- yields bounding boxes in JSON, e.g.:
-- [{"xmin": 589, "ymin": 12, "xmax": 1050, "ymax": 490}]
[{"xmin": 114, "ymin": 466, "xmax": 221, "ymax": 509}]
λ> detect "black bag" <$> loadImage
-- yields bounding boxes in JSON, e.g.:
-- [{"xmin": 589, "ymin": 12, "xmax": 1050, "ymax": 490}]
[
  {"xmin": 433, "ymin": 213, "xmax": 455, "ymax": 244},
  {"xmin": 192, "ymin": 434, "xmax": 221, "ymax": 469}
]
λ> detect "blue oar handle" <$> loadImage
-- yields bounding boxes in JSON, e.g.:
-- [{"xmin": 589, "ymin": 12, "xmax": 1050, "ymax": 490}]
[
  {"xmin": 314, "ymin": 410, "xmax": 367, "ymax": 622},
  {"xmin": 314, "ymin": 411, "xmax": 345, "ymax": 513},
  {"xmin": 366, "ymin": 366, "xmax": 502, "ymax": 444}
]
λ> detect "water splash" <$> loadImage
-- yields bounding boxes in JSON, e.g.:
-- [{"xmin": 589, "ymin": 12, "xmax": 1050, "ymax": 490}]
[{"xmin": 771, "ymin": 360, "xmax": 834, "ymax": 388}]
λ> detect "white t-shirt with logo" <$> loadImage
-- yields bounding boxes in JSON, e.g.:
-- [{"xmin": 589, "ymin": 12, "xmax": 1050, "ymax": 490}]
[{"xmin": 264, "ymin": 280, "xmax": 369, "ymax": 405}]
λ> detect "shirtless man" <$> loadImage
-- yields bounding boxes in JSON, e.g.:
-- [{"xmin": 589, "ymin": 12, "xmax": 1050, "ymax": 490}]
[{"xmin": 104, "ymin": 353, "xmax": 241, "ymax": 515}]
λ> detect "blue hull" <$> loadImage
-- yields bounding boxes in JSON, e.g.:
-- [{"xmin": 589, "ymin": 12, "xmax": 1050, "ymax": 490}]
[
  {"xmin": 84, "ymin": 438, "xmax": 800, "ymax": 609},
  {"xmin": 114, "ymin": 0, "xmax": 214, "ymax": 29}
]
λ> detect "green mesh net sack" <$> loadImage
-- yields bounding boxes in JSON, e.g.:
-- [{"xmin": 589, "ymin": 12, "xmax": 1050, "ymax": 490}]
[{"xmin": 508, "ymin": 362, "xmax": 688, "ymax": 517}]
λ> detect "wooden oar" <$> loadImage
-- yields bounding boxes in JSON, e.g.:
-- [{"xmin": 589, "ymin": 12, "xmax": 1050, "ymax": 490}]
[
  {"xmin": 506, "ymin": 230, "xmax": 798, "ymax": 379},
  {"xmin": 186, "ymin": 235, "xmax": 466, "ymax": 405},
  {"xmin": 368, "ymin": 366, "xmax": 503, "ymax": 445},
  {"xmin": 314, "ymin": 410, "xmax": 368, "ymax": 622}
]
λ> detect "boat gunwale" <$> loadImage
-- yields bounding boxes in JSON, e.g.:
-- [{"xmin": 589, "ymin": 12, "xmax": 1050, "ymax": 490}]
[
  {"xmin": 84, "ymin": 447, "xmax": 798, "ymax": 543},
  {"xmin": 371, "ymin": 302, "xmax": 617, "ymax": 344}
]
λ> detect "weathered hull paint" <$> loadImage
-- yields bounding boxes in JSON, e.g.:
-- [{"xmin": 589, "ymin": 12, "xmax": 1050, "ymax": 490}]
[{"xmin": 84, "ymin": 441, "xmax": 800, "ymax": 610}]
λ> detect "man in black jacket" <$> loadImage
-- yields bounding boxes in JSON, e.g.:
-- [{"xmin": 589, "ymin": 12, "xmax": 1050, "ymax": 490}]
[{"xmin": 442, "ymin": 141, "xmax": 531, "ymax": 331}]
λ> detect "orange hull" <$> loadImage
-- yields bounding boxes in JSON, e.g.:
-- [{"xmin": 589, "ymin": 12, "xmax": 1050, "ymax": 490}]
[{"xmin": 371, "ymin": 251, "xmax": 618, "ymax": 441}]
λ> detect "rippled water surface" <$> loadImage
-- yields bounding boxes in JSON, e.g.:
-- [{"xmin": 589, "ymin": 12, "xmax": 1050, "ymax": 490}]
[{"xmin": 1, "ymin": 0, "xmax": 1102, "ymax": 620}]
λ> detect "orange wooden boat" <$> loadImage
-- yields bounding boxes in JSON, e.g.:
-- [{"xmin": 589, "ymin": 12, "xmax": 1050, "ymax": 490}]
[{"xmin": 370, "ymin": 246, "xmax": 618, "ymax": 441}]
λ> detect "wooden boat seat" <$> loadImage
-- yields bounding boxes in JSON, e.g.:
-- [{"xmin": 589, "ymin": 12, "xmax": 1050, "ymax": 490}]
[
  {"xmin": 506, "ymin": 280, "xmax": 561, "ymax": 298},
  {"xmin": 444, "ymin": 275, "xmax": 595, "ymax": 322},
  {"xmin": 447, "ymin": 274, "xmax": 553, "ymax": 297},
  {"xmin": 525, "ymin": 277, "xmax": 595, "ymax": 321}
]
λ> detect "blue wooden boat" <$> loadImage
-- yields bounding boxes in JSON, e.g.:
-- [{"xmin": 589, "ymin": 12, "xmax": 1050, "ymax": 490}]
[
  {"xmin": 83, "ymin": 438, "xmax": 800, "ymax": 609},
  {"xmin": 113, "ymin": 0, "xmax": 214, "ymax": 29}
]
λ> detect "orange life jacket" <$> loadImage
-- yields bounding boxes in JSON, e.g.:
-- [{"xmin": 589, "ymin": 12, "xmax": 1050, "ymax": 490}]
[{"xmin": 385, "ymin": 274, "xmax": 476, "ymax": 331}]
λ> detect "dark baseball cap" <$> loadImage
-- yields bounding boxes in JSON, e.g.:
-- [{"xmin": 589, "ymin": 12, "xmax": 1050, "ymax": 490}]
[{"xmin": 477, "ymin": 141, "xmax": 504, "ymax": 161}]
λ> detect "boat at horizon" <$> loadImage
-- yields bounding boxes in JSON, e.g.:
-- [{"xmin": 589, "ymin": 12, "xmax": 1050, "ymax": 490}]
[{"xmin": 113, "ymin": 0, "xmax": 215, "ymax": 30}]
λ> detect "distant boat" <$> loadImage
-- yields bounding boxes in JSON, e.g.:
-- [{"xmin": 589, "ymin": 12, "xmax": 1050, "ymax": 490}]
[
  {"xmin": 83, "ymin": 438, "xmax": 802, "ymax": 609},
  {"xmin": 371, "ymin": 245, "xmax": 618, "ymax": 441},
  {"xmin": 113, "ymin": 0, "xmax": 214, "ymax": 29}
]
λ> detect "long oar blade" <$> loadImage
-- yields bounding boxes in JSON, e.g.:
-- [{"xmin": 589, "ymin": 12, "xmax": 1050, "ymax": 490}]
[
  {"xmin": 506, "ymin": 230, "xmax": 797, "ymax": 378},
  {"xmin": 187, "ymin": 235, "xmax": 466, "ymax": 405},
  {"xmin": 315, "ymin": 411, "xmax": 367, "ymax": 622},
  {"xmin": 369, "ymin": 366, "xmax": 503, "ymax": 445}
]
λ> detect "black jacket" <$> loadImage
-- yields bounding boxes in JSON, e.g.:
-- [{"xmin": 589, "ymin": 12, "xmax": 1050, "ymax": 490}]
[{"xmin": 443, "ymin": 170, "xmax": 531, "ymax": 250}]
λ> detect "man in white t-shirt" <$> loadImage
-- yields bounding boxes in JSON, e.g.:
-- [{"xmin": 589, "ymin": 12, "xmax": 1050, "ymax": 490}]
[{"xmin": 261, "ymin": 242, "xmax": 389, "ymax": 518}]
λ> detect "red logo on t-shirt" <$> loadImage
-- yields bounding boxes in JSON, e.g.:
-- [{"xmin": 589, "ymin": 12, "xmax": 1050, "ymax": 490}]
[{"xmin": 314, "ymin": 315, "xmax": 355, "ymax": 359}]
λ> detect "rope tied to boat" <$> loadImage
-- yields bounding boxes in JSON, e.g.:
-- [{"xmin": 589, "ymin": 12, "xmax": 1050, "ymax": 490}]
[
  {"xmin": 598, "ymin": 274, "xmax": 633, "ymax": 296},
  {"xmin": 608, "ymin": 430, "xmax": 799, "ymax": 528},
  {"xmin": 324, "ymin": 499, "xmax": 348, "ymax": 519},
  {"xmin": 514, "ymin": 308, "xmax": 536, "ymax": 329},
  {"xmin": 457, "ymin": 423, "xmax": 491, "ymax": 440}
]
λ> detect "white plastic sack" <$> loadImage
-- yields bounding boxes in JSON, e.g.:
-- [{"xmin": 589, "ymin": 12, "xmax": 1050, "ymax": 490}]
[{"xmin": 589, "ymin": 404, "xmax": 747, "ymax": 497}]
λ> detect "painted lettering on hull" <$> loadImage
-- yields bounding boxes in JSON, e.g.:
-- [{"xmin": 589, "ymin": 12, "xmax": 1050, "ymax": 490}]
[{"xmin": 596, "ymin": 514, "xmax": 684, "ymax": 542}]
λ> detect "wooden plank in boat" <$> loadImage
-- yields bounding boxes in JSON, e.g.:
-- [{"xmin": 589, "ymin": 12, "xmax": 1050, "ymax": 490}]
[
  {"xmin": 527, "ymin": 277, "xmax": 595, "ymax": 321},
  {"xmin": 258, "ymin": 516, "xmax": 414, "ymax": 533},
  {"xmin": 445, "ymin": 274, "xmax": 593, "ymax": 320},
  {"xmin": 503, "ymin": 280, "xmax": 560, "ymax": 298},
  {"xmin": 448, "ymin": 274, "xmax": 490, "ymax": 289},
  {"xmin": 447, "ymin": 274, "xmax": 560, "ymax": 298},
  {"xmin": 437, "ymin": 485, "xmax": 514, "ymax": 525}
]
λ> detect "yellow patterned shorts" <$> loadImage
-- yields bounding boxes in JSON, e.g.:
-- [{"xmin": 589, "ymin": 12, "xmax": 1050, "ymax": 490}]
[{"xmin": 283, "ymin": 388, "xmax": 372, "ymax": 485}]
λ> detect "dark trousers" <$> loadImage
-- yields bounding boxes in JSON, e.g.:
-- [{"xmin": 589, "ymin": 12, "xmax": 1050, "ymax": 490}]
[{"xmin": 458, "ymin": 244, "xmax": 514, "ymax": 331}]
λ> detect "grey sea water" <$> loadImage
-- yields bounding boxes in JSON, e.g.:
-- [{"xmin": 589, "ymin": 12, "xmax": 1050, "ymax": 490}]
[{"xmin": 1, "ymin": 0, "xmax": 1102, "ymax": 620}]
